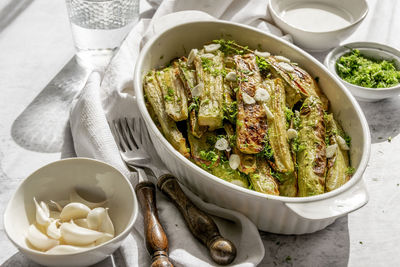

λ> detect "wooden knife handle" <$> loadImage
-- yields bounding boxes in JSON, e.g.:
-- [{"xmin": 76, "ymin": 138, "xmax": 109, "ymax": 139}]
[
  {"xmin": 135, "ymin": 182, "xmax": 174, "ymax": 267},
  {"xmin": 157, "ymin": 174, "xmax": 237, "ymax": 266}
]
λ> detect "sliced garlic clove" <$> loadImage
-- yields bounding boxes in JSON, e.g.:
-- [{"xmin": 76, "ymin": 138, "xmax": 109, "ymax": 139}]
[
  {"xmin": 278, "ymin": 62, "xmax": 295, "ymax": 72},
  {"xmin": 60, "ymin": 202, "xmax": 90, "ymax": 221},
  {"xmin": 74, "ymin": 218, "xmax": 89, "ymax": 228},
  {"xmin": 27, "ymin": 224, "xmax": 59, "ymax": 251},
  {"xmin": 287, "ymin": 129, "xmax": 298, "ymax": 140},
  {"xmin": 225, "ymin": 71, "xmax": 237, "ymax": 82},
  {"xmin": 229, "ymin": 154, "xmax": 240, "ymax": 170},
  {"xmin": 275, "ymin": 55, "xmax": 291, "ymax": 63},
  {"xmin": 336, "ymin": 136, "xmax": 350, "ymax": 150},
  {"xmin": 254, "ymin": 50, "xmax": 271, "ymax": 58},
  {"xmin": 47, "ymin": 220, "xmax": 61, "ymax": 240},
  {"xmin": 69, "ymin": 190, "xmax": 107, "ymax": 209},
  {"xmin": 204, "ymin": 43, "xmax": 221, "ymax": 53},
  {"xmin": 60, "ymin": 222, "xmax": 106, "ymax": 246},
  {"xmin": 242, "ymin": 92, "xmax": 255, "ymax": 105},
  {"xmin": 94, "ymin": 233, "xmax": 114, "ymax": 246},
  {"xmin": 87, "ymin": 207, "xmax": 106, "ymax": 230},
  {"xmin": 34, "ymin": 198, "xmax": 51, "ymax": 226},
  {"xmin": 191, "ymin": 82, "xmax": 204, "ymax": 97},
  {"xmin": 201, "ymin": 53, "xmax": 215, "ymax": 59},
  {"xmin": 215, "ymin": 138, "xmax": 229, "ymax": 151},
  {"xmin": 99, "ymin": 208, "xmax": 115, "ymax": 236},
  {"xmin": 187, "ymin": 48, "xmax": 198, "ymax": 66},
  {"xmin": 326, "ymin": 144, "xmax": 338, "ymax": 158},
  {"xmin": 263, "ymin": 103, "xmax": 274, "ymax": 119},
  {"xmin": 254, "ymin": 88, "xmax": 270, "ymax": 102},
  {"xmin": 46, "ymin": 245, "xmax": 91, "ymax": 255}
]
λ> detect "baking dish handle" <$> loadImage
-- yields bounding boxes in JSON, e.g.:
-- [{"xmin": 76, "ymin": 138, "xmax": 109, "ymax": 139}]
[{"xmin": 285, "ymin": 179, "xmax": 369, "ymax": 220}]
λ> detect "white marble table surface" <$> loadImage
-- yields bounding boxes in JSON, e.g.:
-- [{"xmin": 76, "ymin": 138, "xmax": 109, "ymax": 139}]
[{"xmin": 1, "ymin": 0, "xmax": 400, "ymax": 266}]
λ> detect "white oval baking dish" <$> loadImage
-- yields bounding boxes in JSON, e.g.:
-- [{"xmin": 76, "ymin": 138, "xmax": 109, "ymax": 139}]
[{"xmin": 134, "ymin": 20, "xmax": 371, "ymax": 234}]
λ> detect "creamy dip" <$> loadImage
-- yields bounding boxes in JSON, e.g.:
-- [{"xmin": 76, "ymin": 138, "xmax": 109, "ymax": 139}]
[{"xmin": 280, "ymin": 3, "xmax": 353, "ymax": 32}]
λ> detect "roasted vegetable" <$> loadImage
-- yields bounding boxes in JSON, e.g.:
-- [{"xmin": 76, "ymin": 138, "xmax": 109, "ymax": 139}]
[
  {"xmin": 249, "ymin": 159, "xmax": 279, "ymax": 195},
  {"xmin": 325, "ymin": 114, "xmax": 351, "ymax": 192},
  {"xmin": 268, "ymin": 56, "xmax": 328, "ymax": 110},
  {"xmin": 188, "ymin": 131, "xmax": 220, "ymax": 168},
  {"xmin": 212, "ymin": 162, "xmax": 249, "ymax": 188},
  {"xmin": 264, "ymin": 78, "xmax": 294, "ymax": 173},
  {"xmin": 143, "ymin": 71, "xmax": 190, "ymax": 157},
  {"xmin": 177, "ymin": 58, "xmax": 207, "ymax": 138},
  {"xmin": 193, "ymin": 50, "xmax": 225, "ymax": 129},
  {"xmin": 278, "ymin": 172, "xmax": 298, "ymax": 197},
  {"xmin": 155, "ymin": 66, "xmax": 188, "ymax": 121},
  {"xmin": 224, "ymin": 123, "xmax": 257, "ymax": 174},
  {"xmin": 235, "ymin": 54, "xmax": 268, "ymax": 154},
  {"xmin": 297, "ymin": 96, "xmax": 327, "ymax": 197}
]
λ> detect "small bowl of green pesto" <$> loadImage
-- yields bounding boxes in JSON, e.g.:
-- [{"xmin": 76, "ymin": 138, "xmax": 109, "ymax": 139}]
[{"xmin": 324, "ymin": 42, "xmax": 400, "ymax": 101}]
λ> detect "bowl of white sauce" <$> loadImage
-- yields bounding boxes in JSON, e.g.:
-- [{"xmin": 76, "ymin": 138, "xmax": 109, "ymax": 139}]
[{"xmin": 269, "ymin": 0, "xmax": 368, "ymax": 52}]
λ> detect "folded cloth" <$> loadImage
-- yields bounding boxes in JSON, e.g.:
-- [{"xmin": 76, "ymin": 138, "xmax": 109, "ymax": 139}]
[{"xmin": 69, "ymin": 0, "xmax": 289, "ymax": 266}]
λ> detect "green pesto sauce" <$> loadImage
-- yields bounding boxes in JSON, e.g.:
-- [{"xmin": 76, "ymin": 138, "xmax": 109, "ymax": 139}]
[{"xmin": 336, "ymin": 49, "xmax": 400, "ymax": 88}]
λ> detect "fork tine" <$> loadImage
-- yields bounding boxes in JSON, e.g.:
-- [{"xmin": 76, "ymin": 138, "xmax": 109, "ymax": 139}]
[
  {"xmin": 110, "ymin": 120, "xmax": 124, "ymax": 152},
  {"xmin": 127, "ymin": 118, "xmax": 142, "ymax": 146},
  {"xmin": 139, "ymin": 118, "xmax": 153, "ymax": 146},
  {"xmin": 114, "ymin": 119, "xmax": 131, "ymax": 152},
  {"xmin": 121, "ymin": 118, "xmax": 138, "ymax": 150}
]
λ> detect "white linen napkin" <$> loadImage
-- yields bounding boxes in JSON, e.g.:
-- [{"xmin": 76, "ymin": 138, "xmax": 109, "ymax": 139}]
[{"xmin": 69, "ymin": 1, "xmax": 289, "ymax": 266}]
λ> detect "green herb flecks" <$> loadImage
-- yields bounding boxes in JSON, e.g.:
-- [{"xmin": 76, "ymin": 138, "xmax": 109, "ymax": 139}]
[
  {"xmin": 256, "ymin": 56, "xmax": 271, "ymax": 77},
  {"xmin": 336, "ymin": 49, "xmax": 400, "ymax": 88}
]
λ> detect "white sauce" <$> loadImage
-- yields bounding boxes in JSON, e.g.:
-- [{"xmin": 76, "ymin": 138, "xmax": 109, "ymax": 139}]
[{"xmin": 280, "ymin": 3, "xmax": 353, "ymax": 32}]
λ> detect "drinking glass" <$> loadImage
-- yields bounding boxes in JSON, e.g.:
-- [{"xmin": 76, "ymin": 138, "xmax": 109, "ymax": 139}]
[{"xmin": 65, "ymin": 0, "xmax": 140, "ymax": 51}]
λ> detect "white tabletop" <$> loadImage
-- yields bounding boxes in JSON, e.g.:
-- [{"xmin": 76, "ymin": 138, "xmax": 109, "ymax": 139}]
[{"xmin": 1, "ymin": 0, "xmax": 400, "ymax": 266}]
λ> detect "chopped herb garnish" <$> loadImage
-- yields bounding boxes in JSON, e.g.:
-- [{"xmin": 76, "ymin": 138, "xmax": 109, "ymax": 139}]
[
  {"xmin": 336, "ymin": 49, "xmax": 400, "ymax": 88},
  {"xmin": 346, "ymin": 167, "xmax": 355, "ymax": 175},
  {"xmin": 256, "ymin": 56, "xmax": 271, "ymax": 77}
]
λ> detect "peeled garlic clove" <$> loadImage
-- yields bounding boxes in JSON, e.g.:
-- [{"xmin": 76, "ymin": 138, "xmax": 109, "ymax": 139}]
[
  {"xmin": 99, "ymin": 208, "xmax": 115, "ymax": 236},
  {"xmin": 87, "ymin": 207, "xmax": 106, "ymax": 230},
  {"xmin": 191, "ymin": 82, "xmax": 204, "ymax": 97},
  {"xmin": 60, "ymin": 222, "xmax": 106, "ymax": 246},
  {"xmin": 278, "ymin": 62, "xmax": 295, "ymax": 72},
  {"xmin": 40, "ymin": 201, "xmax": 50, "ymax": 217},
  {"xmin": 34, "ymin": 198, "xmax": 51, "ymax": 226},
  {"xmin": 326, "ymin": 144, "xmax": 338, "ymax": 158},
  {"xmin": 69, "ymin": 190, "xmax": 107, "ymax": 209},
  {"xmin": 60, "ymin": 202, "xmax": 90, "ymax": 221},
  {"xmin": 287, "ymin": 129, "xmax": 298, "ymax": 140},
  {"xmin": 215, "ymin": 138, "xmax": 229, "ymax": 151},
  {"xmin": 336, "ymin": 136, "xmax": 350, "ymax": 150},
  {"xmin": 275, "ymin": 55, "xmax": 291, "ymax": 63},
  {"xmin": 229, "ymin": 154, "xmax": 240, "ymax": 170},
  {"xmin": 204, "ymin": 43, "xmax": 221, "ymax": 53},
  {"xmin": 225, "ymin": 71, "xmax": 237, "ymax": 82},
  {"xmin": 263, "ymin": 103, "xmax": 274, "ymax": 119},
  {"xmin": 95, "ymin": 233, "xmax": 114, "ymax": 246},
  {"xmin": 27, "ymin": 224, "xmax": 59, "ymax": 251},
  {"xmin": 254, "ymin": 50, "xmax": 270, "ymax": 58},
  {"xmin": 187, "ymin": 48, "xmax": 198, "ymax": 65},
  {"xmin": 46, "ymin": 245, "xmax": 91, "ymax": 255},
  {"xmin": 74, "ymin": 218, "xmax": 89, "ymax": 228},
  {"xmin": 242, "ymin": 92, "xmax": 255, "ymax": 105},
  {"xmin": 254, "ymin": 88, "xmax": 270, "ymax": 102},
  {"xmin": 47, "ymin": 220, "xmax": 61, "ymax": 240}
]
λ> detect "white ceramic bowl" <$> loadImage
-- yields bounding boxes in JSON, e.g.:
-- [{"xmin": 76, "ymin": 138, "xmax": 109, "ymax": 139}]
[
  {"xmin": 269, "ymin": 0, "xmax": 368, "ymax": 52},
  {"xmin": 324, "ymin": 42, "xmax": 400, "ymax": 102},
  {"xmin": 4, "ymin": 158, "xmax": 138, "ymax": 267},
  {"xmin": 134, "ymin": 20, "xmax": 371, "ymax": 234}
]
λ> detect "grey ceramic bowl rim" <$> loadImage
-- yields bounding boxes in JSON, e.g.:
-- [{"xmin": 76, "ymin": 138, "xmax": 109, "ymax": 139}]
[
  {"xmin": 324, "ymin": 41, "xmax": 400, "ymax": 92},
  {"xmin": 268, "ymin": 0, "xmax": 369, "ymax": 34},
  {"xmin": 3, "ymin": 157, "xmax": 138, "ymax": 257}
]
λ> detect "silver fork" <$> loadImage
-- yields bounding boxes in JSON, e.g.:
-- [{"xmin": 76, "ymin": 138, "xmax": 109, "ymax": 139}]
[{"xmin": 110, "ymin": 117, "xmax": 237, "ymax": 266}]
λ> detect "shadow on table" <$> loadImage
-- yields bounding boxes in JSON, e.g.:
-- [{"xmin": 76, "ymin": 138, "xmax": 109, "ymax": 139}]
[
  {"xmin": 259, "ymin": 216, "xmax": 349, "ymax": 266},
  {"xmin": 358, "ymin": 96, "xmax": 400, "ymax": 144},
  {"xmin": 10, "ymin": 56, "xmax": 89, "ymax": 153},
  {"xmin": 1, "ymin": 249, "xmax": 127, "ymax": 267}
]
